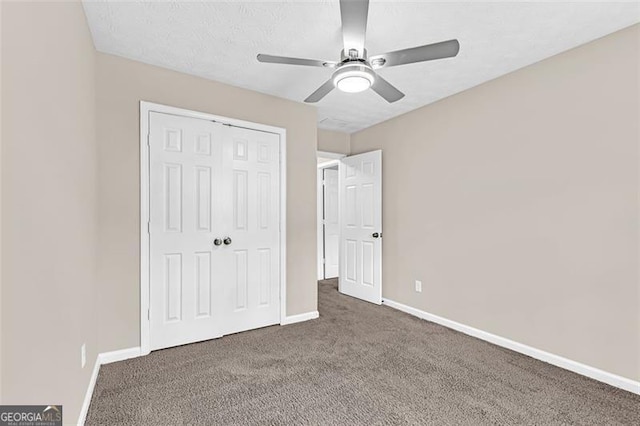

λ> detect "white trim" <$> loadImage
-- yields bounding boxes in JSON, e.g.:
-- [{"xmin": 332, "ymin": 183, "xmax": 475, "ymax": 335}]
[
  {"xmin": 382, "ymin": 298, "xmax": 640, "ymax": 395},
  {"xmin": 316, "ymin": 153, "xmax": 342, "ymax": 280},
  {"xmin": 140, "ymin": 103, "xmax": 150, "ymax": 356},
  {"xmin": 317, "ymin": 159, "xmax": 341, "ymax": 169},
  {"xmin": 98, "ymin": 347, "xmax": 142, "ymax": 365},
  {"xmin": 280, "ymin": 311, "xmax": 319, "ymax": 325},
  {"xmin": 77, "ymin": 347, "xmax": 143, "ymax": 425},
  {"xmin": 139, "ymin": 101, "xmax": 288, "ymax": 353},
  {"xmin": 279, "ymin": 131, "xmax": 287, "ymax": 326},
  {"xmin": 317, "ymin": 150, "xmax": 346, "ymax": 160},
  {"xmin": 78, "ymin": 357, "xmax": 101, "ymax": 425},
  {"xmin": 317, "ymin": 168, "xmax": 324, "ymax": 281}
]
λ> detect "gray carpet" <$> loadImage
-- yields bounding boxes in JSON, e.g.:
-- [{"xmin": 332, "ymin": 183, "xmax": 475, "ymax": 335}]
[{"xmin": 87, "ymin": 279, "xmax": 639, "ymax": 425}]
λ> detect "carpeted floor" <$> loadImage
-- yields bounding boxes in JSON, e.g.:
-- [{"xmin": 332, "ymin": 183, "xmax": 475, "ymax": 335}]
[{"xmin": 87, "ymin": 279, "xmax": 639, "ymax": 425}]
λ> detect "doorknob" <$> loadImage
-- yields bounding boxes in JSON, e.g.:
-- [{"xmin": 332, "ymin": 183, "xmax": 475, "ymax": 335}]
[
  {"xmin": 223, "ymin": 237, "xmax": 232, "ymax": 245},
  {"xmin": 372, "ymin": 232, "xmax": 379, "ymax": 238},
  {"xmin": 213, "ymin": 238, "xmax": 222, "ymax": 246}
]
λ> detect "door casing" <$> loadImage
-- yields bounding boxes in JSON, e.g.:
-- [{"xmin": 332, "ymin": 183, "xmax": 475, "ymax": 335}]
[
  {"xmin": 322, "ymin": 168, "xmax": 340, "ymax": 279},
  {"xmin": 140, "ymin": 101, "xmax": 287, "ymax": 356},
  {"xmin": 317, "ymin": 151, "xmax": 345, "ymax": 280}
]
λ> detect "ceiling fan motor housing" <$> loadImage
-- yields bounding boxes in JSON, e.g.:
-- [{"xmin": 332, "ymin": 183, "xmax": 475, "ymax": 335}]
[{"xmin": 341, "ymin": 48, "xmax": 368, "ymax": 61}]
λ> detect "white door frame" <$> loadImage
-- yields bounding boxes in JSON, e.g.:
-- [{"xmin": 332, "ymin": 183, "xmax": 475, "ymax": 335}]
[
  {"xmin": 140, "ymin": 101, "xmax": 287, "ymax": 356},
  {"xmin": 317, "ymin": 151, "xmax": 345, "ymax": 280}
]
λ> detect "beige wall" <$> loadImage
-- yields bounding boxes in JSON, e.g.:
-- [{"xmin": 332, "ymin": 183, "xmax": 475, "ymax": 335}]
[
  {"xmin": 1, "ymin": 0, "xmax": 98, "ymax": 420},
  {"xmin": 0, "ymin": 2, "xmax": 318, "ymax": 415},
  {"xmin": 318, "ymin": 129, "xmax": 350, "ymax": 155},
  {"xmin": 96, "ymin": 53, "xmax": 318, "ymax": 353},
  {"xmin": 0, "ymin": 0, "xmax": 4, "ymax": 403},
  {"xmin": 351, "ymin": 24, "xmax": 640, "ymax": 381}
]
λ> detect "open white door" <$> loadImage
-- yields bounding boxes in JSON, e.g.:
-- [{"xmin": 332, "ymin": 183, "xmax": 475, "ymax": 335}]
[{"xmin": 339, "ymin": 150, "xmax": 382, "ymax": 304}]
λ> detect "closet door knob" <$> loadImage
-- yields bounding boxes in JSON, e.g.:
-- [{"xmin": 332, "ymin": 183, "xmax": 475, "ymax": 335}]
[
  {"xmin": 223, "ymin": 237, "xmax": 232, "ymax": 246},
  {"xmin": 372, "ymin": 232, "xmax": 379, "ymax": 239},
  {"xmin": 213, "ymin": 238, "xmax": 222, "ymax": 246}
]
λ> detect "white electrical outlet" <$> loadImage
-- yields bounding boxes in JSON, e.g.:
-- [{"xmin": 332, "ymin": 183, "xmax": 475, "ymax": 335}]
[
  {"xmin": 81, "ymin": 343, "xmax": 86, "ymax": 368},
  {"xmin": 415, "ymin": 280, "xmax": 422, "ymax": 293}
]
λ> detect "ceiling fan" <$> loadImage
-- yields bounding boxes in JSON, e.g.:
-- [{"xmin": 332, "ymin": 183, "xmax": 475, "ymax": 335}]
[{"xmin": 257, "ymin": 0, "xmax": 460, "ymax": 103}]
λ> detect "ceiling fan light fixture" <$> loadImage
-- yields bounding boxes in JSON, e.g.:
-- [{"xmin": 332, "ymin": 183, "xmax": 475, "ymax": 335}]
[
  {"xmin": 332, "ymin": 64, "xmax": 375, "ymax": 93},
  {"xmin": 257, "ymin": 1, "xmax": 458, "ymax": 103},
  {"xmin": 336, "ymin": 74, "xmax": 372, "ymax": 93}
]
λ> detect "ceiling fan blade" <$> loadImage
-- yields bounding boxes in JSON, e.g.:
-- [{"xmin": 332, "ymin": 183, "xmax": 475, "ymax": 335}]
[
  {"xmin": 304, "ymin": 79, "xmax": 335, "ymax": 103},
  {"xmin": 257, "ymin": 54, "xmax": 337, "ymax": 68},
  {"xmin": 369, "ymin": 39, "xmax": 460, "ymax": 69},
  {"xmin": 340, "ymin": 0, "xmax": 369, "ymax": 55},
  {"xmin": 371, "ymin": 75, "xmax": 405, "ymax": 103}
]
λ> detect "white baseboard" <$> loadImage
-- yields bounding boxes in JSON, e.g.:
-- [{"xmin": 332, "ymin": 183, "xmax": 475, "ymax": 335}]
[
  {"xmin": 98, "ymin": 347, "xmax": 142, "ymax": 365},
  {"xmin": 281, "ymin": 310, "xmax": 319, "ymax": 325},
  {"xmin": 382, "ymin": 298, "xmax": 640, "ymax": 395},
  {"xmin": 77, "ymin": 347, "xmax": 142, "ymax": 425},
  {"xmin": 77, "ymin": 309, "xmax": 319, "ymax": 423},
  {"xmin": 78, "ymin": 357, "xmax": 101, "ymax": 426}
]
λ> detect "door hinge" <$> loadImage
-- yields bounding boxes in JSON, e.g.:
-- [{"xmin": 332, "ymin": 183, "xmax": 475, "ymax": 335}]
[
  {"xmin": 148, "ymin": 309, "xmax": 150, "ymax": 320},
  {"xmin": 147, "ymin": 221, "xmax": 151, "ymax": 234},
  {"xmin": 146, "ymin": 133, "xmax": 150, "ymax": 146},
  {"xmin": 322, "ymin": 258, "xmax": 326, "ymax": 264}
]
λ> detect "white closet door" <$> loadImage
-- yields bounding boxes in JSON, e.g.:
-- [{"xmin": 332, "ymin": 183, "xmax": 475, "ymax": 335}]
[
  {"xmin": 220, "ymin": 126, "xmax": 281, "ymax": 335},
  {"xmin": 149, "ymin": 112, "xmax": 224, "ymax": 350},
  {"xmin": 149, "ymin": 112, "xmax": 282, "ymax": 351},
  {"xmin": 323, "ymin": 168, "xmax": 340, "ymax": 278},
  {"xmin": 339, "ymin": 150, "xmax": 382, "ymax": 304}
]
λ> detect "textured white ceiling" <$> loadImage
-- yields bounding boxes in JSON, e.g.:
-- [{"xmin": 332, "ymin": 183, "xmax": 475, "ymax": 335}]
[{"xmin": 83, "ymin": 1, "xmax": 639, "ymax": 133}]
